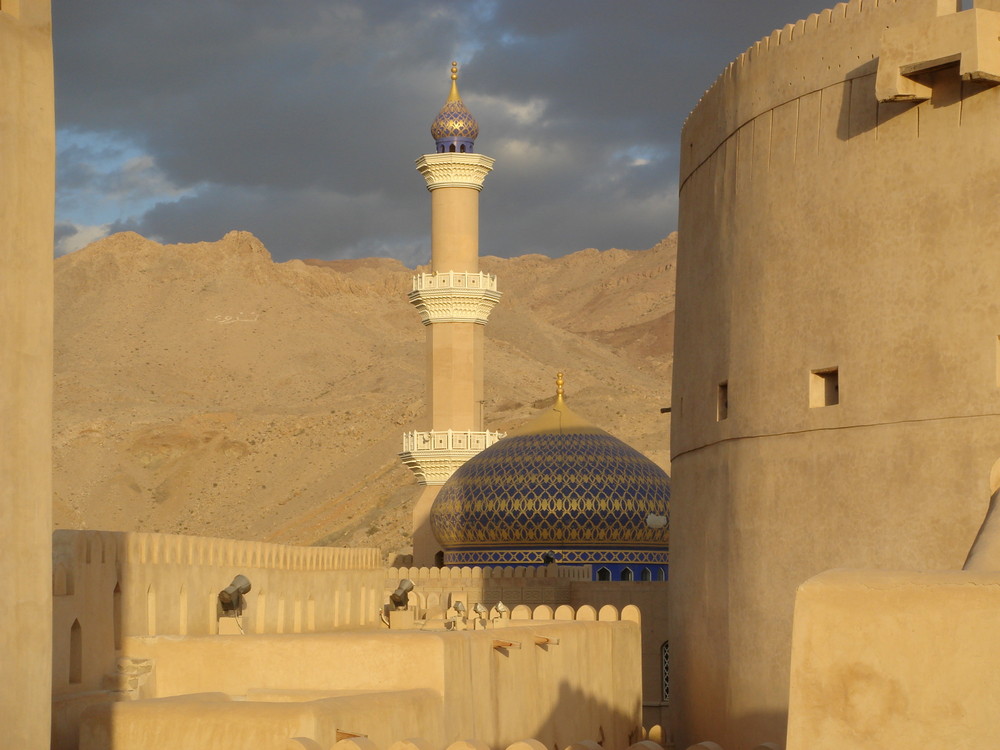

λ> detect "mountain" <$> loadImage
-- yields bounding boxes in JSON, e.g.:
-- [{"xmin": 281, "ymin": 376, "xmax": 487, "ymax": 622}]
[{"xmin": 53, "ymin": 230, "xmax": 676, "ymax": 559}]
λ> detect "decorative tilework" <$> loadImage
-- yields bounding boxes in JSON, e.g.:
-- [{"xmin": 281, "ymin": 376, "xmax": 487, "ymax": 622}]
[
  {"xmin": 431, "ymin": 99, "xmax": 480, "ymax": 142},
  {"xmin": 443, "ymin": 549, "xmax": 670, "ymax": 566},
  {"xmin": 430, "ymin": 432, "xmax": 670, "ymax": 550}
]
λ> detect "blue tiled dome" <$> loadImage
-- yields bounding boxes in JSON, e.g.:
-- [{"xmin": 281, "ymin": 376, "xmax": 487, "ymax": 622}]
[{"xmin": 430, "ymin": 379, "xmax": 670, "ymax": 576}]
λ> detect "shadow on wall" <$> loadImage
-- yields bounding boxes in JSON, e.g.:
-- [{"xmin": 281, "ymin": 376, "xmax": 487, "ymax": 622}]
[
  {"xmin": 727, "ymin": 712, "xmax": 787, "ymax": 750},
  {"xmin": 530, "ymin": 680, "xmax": 644, "ymax": 750},
  {"xmin": 835, "ymin": 63, "xmax": 1000, "ymax": 142}
]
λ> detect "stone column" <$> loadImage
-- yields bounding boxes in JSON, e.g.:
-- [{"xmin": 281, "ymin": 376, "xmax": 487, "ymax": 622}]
[{"xmin": 0, "ymin": 2, "xmax": 55, "ymax": 747}]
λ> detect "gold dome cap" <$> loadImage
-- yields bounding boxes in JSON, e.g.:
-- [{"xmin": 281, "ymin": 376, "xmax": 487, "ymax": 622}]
[{"xmin": 509, "ymin": 372, "xmax": 608, "ymax": 437}]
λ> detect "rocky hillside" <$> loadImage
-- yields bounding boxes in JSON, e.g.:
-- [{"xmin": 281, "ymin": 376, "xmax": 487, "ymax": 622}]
[{"xmin": 53, "ymin": 231, "xmax": 676, "ymax": 559}]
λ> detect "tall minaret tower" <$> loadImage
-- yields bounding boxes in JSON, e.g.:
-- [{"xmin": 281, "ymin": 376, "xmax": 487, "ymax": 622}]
[{"xmin": 400, "ymin": 62, "xmax": 503, "ymax": 565}]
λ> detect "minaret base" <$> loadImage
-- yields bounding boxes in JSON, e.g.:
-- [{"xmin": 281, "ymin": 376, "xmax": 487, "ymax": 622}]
[{"xmin": 411, "ymin": 485, "xmax": 443, "ymax": 567}]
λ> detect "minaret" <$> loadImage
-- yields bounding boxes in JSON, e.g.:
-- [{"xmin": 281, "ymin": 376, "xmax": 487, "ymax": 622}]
[{"xmin": 400, "ymin": 62, "xmax": 503, "ymax": 566}]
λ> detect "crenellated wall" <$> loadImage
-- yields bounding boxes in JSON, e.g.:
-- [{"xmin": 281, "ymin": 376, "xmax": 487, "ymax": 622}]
[
  {"xmin": 52, "ymin": 530, "xmax": 382, "ymax": 750},
  {"xmin": 383, "ymin": 567, "xmax": 669, "ymax": 729},
  {"xmin": 681, "ymin": 0, "xmax": 962, "ymax": 181},
  {"xmin": 384, "ymin": 564, "xmax": 590, "ymax": 617},
  {"xmin": 672, "ymin": 0, "xmax": 1000, "ymax": 747}
]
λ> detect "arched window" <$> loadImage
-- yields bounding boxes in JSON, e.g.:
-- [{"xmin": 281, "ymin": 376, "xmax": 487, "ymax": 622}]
[
  {"xmin": 596, "ymin": 567, "xmax": 611, "ymax": 581},
  {"xmin": 449, "ymin": 144, "xmax": 456, "ymax": 152},
  {"xmin": 661, "ymin": 641, "xmax": 670, "ymax": 704},
  {"xmin": 70, "ymin": 619, "xmax": 82, "ymax": 684},
  {"xmin": 657, "ymin": 567, "xmax": 666, "ymax": 581},
  {"xmin": 113, "ymin": 583, "xmax": 122, "ymax": 650},
  {"xmin": 621, "ymin": 567, "xmax": 634, "ymax": 582},
  {"xmin": 434, "ymin": 550, "xmax": 445, "ymax": 568},
  {"xmin": 641, "ymin": 568, "xmax": 652, "ymax": 581},
  {"xmin": 460, "ymin": 144, "xmax": 466, "ymax": 152}
]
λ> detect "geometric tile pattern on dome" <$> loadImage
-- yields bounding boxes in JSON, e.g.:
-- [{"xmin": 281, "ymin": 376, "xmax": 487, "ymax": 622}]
[
  {"xmin": 431, "ymin": 100, "xmax": 480, "ymax": 140},
  {"xmin": 430, "ymin": 432, "xmax": 670, "ymax": 550},
  {"xmin": 444, "ymin": 548, "xmax": 670, "ymax": 566}
]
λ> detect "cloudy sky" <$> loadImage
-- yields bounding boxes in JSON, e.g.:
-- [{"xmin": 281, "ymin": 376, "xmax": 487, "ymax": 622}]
[{"xmin": 53, "ymin": 0, "xmax": 832, "ymax": 263}]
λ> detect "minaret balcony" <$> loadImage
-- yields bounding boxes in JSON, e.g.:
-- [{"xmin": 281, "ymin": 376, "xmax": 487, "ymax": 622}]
[
  {"xmin": 415, "ymin": 153, "xmax": 495, "ymax": 191},
  {"xmin": 399, "ymin": 429, "xmax": 506, "ymax": 485},
  {"xmin": 408, "ymin": 272, "xmax": 501, "ymax": 325}
]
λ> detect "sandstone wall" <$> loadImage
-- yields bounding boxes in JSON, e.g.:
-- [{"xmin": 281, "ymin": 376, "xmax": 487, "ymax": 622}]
[
  {"xmin": 79, "ymin": 620, "xmax": 642, "ymax": 750},
  {"xmin": 0, "ymin": 2, "xmax": 55, "ymax": 748},
  {"xmin": 786, "ymin": 569, "xmax": 1000, "ymax": 749},
  {"xmin": 672, "ymin": 0, "xmax": 1000, "ymax": 746},
  {"xmin": 384, "ymin": 567, "xmax": 669, "ymax": 729},
  {"xmin": 52, "ymin": 530, "xmax": 381, "ymax": 749}
]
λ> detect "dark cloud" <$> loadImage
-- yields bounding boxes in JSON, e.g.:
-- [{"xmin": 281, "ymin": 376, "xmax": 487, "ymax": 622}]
[{"xmin": 53, "ymin": 0, "xmax": 832, "ymax": 262}]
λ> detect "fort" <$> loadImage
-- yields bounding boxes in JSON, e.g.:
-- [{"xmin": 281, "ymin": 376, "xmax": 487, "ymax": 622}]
[
  {"xmin": 6, "ymin": 0, "xmax": 1000, "ymax": 748},
  {"xmin": 672, "ymin": 0, "xmax": 1000, "ymax": 746}
]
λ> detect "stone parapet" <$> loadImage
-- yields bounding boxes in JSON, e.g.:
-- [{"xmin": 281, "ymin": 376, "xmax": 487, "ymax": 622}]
[
  {"xmin": 399, "ymin": 429, "xmax": 505, "ymax": 485},
  {"xmin": 408, "ymin": 271, "xmax": 501, "ymax": 325},
  {"xmin": 415, "ymin": 152, "xmax": 495, "ymax": 191},
  {"xmin": 412, "ymin": 270, "xmax": 497, "ymax": 292}
]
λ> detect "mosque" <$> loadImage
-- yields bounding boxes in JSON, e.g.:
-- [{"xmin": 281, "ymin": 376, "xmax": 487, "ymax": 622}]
[
  {"xmin": 2, "ymin": 35, "xmax": 671, "ymax": 749},
  {"xmin": 7, "ymin": 1, "xmax": 1000, "ymax": 749},
  {"xmin": 398, "ymin": 64, "xmax": 671, "ymax": 583}
]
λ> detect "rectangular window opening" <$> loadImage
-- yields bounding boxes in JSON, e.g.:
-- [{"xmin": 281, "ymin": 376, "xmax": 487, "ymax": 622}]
[
  {"xmin": 810, "ymin": 367, "xmax": 839, "ymax": 407},
  {"xmin": 995, "ymin": 335, "xmax": 1000, "ymax": 387},
  {"xmin": 717, "ymin": 381, "xmax": 729, "ymax": 421}
]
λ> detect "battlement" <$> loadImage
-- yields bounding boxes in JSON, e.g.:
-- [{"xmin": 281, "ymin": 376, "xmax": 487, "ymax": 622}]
[
  {"xmin": 680, "ymin": 0, "xmax": 990, "ymax": 181},
  {"xmin": 53, "ymin": 529, "xmax": 380, "ymax": 570},
  {"xmin": 51, "ymin": 530, "xmax": 385, "ymax": 707},
  {"xmin": 387, "ymin": 564, "xmax": 591, "ymax": 581},
  {"xmin": 290, "ymin": 736, "xmax": 669, "ymax": 750}
]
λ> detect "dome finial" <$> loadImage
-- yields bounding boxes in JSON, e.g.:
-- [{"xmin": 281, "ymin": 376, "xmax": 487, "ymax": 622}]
[
  {"xmin": 431, "ymin": 61, "xmax": 479, "ymax": 153},
  {"xmin": 556, "ymin": 372, "xmax": 565, "ymax": 398}
]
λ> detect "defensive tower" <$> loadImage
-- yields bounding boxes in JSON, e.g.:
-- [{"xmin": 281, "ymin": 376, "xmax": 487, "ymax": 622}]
[
  {"xmin": 401, "ymin": 63, "xmax": 503, "ymax": 565},
  {"xmin": 672, "ymin": 0, "xmax": 1000, "ymax": 746}
]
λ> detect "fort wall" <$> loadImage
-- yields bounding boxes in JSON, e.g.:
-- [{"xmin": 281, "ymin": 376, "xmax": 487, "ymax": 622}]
[
  {"xmin": 52, "ymin": 530, "xmax": 381, "ymax": 749},
  {"xmin": 79, "ymin": 620, "xmax": 642, "ymax": 750},
  {"xmin": 384, "ymin": 567, "xmax": 669, "ymax": 728},
  {"xmin": 0, "ymin": 3, "xmax": 56, "ymax": 748},
  {"xmin": 672, "ymin": 0, "xmax": 1000, "ymax": 746},
  {"xmin": 786, "ymin": 569, "xmax": 1000, "ymax": 748}
]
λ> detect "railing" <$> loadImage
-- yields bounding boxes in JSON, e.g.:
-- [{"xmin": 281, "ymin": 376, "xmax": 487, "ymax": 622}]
[
  {"xmin": 411, "ymin": 271, "xmax": 498, "ymax": 292},
  {"xmin": 401, "ymin": 429, "xmax": 505, "ymax": 453}
]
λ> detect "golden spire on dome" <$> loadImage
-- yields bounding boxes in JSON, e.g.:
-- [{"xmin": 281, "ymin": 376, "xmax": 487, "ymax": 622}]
[
  {"xmin": 506, "ymin": 371, "xmax": 605, "ymax": 437},
  {"xmin": 431, "ymin": 61, "xmax": 479, "ymax": 150}
]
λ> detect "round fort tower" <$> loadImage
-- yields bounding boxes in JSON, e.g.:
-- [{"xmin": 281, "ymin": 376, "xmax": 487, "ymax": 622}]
[{"xmin": 672, "ymin": 0, "xmax": 1000, "ymax": 746}]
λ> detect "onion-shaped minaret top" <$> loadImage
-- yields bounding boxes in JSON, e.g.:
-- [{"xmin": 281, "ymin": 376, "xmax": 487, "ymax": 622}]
[{"xmin": 430, "ymin": 61, "xmax": 479, "ymax": 153}]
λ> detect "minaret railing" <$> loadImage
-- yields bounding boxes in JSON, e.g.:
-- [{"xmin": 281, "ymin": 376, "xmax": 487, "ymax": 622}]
[
  {"xmin": 401, "ymin": 429, "xmax": 505, "ymax": 453},
  {"xmin": 411, "ymin": 271, "xmax": 498, "ymax": 292}
]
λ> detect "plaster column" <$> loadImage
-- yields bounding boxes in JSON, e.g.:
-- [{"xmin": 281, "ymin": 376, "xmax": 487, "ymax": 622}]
[{"xmin": 0, "ymin": 2, "xmax": 55, "ymax": 747}]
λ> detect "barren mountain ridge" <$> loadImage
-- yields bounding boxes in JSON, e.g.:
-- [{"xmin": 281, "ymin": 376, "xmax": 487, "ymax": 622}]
[{"xmin": 54, "ymin": 231, "xmax": 676, "ymax": 558}]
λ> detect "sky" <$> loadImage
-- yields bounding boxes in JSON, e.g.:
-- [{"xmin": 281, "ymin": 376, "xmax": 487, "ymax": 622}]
[{"xmin": 53, "ymin": 0, "xmax": 833, "ymax": 264}]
